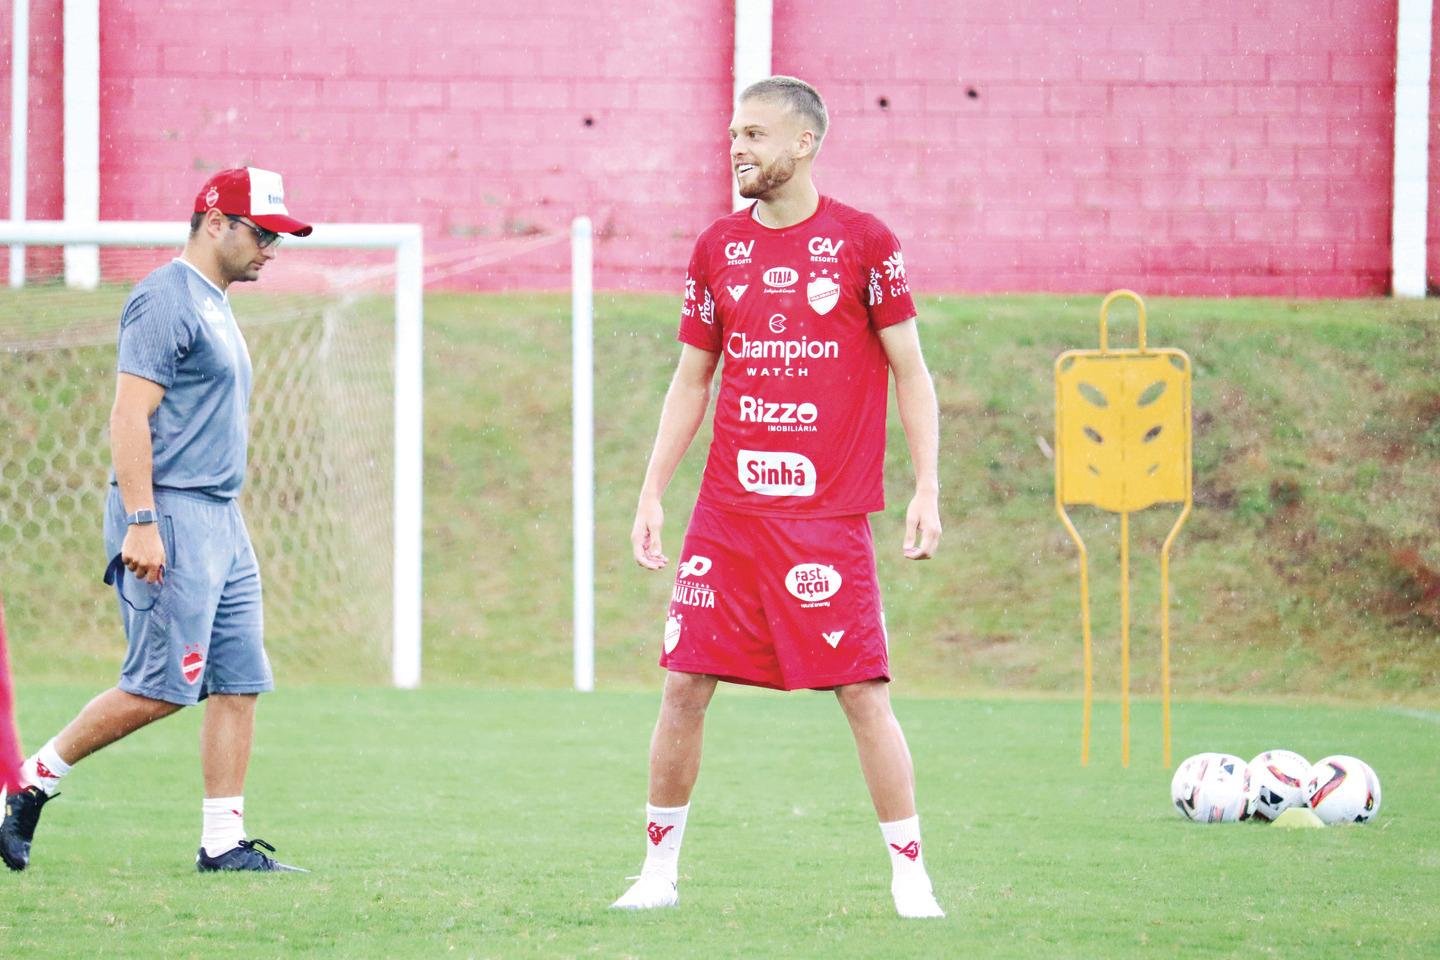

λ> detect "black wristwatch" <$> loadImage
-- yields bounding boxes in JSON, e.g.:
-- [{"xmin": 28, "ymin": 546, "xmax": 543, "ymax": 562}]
[{"xmin": 126, "ymin": 508, "xmax": 158, "ymax": 526}]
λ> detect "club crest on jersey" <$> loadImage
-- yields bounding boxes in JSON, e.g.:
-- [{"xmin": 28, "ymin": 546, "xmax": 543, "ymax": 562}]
[
  {"xmin": 738, "ymin": 450, "xmax": 816, "ymax": 497},
  {"xmin": 181, "ymin": 644, "xmax": 206, "ymax": 684},
  {"xmin": 725, "ymin": 240, "xmax": 754, "ymax": 265},
  {"xmin": 807, "ymin": 272, "xmax": 839, "ymax": 316}
]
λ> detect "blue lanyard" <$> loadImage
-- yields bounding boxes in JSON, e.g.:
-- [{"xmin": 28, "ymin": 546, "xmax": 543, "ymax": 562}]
[{"xmin": 102, "ymin": 554, "xmax": 164, "ymax": 613}]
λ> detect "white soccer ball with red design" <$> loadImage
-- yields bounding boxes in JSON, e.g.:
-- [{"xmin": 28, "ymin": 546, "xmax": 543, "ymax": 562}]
[
  {"xmin": 1244, "ymin": 749, "xmax": 1311, "ymax": 821},
  {"xmin": 1170, "ymin": 752, "xmax": 1217, "ymax": 820},
  {"xmin": 1171, "ymin": 753, "xmax": 1247, "ymax": 822},
  {"xmin": 1305, "ymin": 755, "xmax": 1382, "ymax": 825}
]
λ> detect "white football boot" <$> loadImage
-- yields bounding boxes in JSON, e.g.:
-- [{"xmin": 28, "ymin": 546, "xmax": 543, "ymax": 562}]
[
  {"xmin": 611, "ymin": 871, "xmax": 679, "ymax": 910},
  {"xmin": 891, "ymin": 877, "xmax": 945, "ymax": 919}
]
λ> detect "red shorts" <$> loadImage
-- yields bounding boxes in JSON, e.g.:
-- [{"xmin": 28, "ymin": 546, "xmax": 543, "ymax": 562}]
[{"xmin": 659, "ymin": 502, "xmax": 889, "ymax": 691}]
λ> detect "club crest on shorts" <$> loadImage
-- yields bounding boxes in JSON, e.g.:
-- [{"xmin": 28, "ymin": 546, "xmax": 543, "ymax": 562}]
[
  {"xmin": 181, "ymin": 644, "xmax": 206, "ymax": 684},
  {"xmin": 663, "ymin": 615, "xmax": 682, "ymax": 654}
]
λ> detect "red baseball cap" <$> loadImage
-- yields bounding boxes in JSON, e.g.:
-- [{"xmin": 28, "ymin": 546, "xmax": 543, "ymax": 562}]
[{"xmin": 194, "ymin": 167, "xmax": 312, "ymax": 237}]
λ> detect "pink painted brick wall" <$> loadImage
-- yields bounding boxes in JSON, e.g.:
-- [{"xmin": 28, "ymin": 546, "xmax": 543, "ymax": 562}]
[
  {"xmin": 2, "ymin": 0, "xmax": 1432, "ymax": 296},
  {"xmin": 93, "ymin": 2, "xmax": 733, "ymax": 291},
  {"xmin": 775, "ymin": 0, "xmax": 1402, "ymax": 297}
]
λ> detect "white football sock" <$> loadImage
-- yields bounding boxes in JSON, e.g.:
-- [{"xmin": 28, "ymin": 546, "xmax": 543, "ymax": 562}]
[
  {"xmin": 880, "ymin": 814, "xmax": 930, "ymax": 883},
  {"xmin": 21, "ymin": 739, "xmax": 73, "ymax": 796},
  {"xmin": 881, "ymin": 815, "xmax": 944, "ymax": 918},
  {"xmin": 202, "ymin": 796, "xmax": 246, "ymax": 857},
  {"xmin": 640, "ymin": 802, "xmax": 689, "ymax": 883}
]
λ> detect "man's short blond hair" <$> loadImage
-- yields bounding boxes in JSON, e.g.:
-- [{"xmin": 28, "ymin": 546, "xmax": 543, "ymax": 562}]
[{"xmin": 740, "ymin": 75, "xmax": 828, "ymax": 150}]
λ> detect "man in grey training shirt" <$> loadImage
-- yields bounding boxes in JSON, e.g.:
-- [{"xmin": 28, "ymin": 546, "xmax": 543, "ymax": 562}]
[{"xmin": 2, "ymin": 168, "xmax": 313, "ymax": 873}]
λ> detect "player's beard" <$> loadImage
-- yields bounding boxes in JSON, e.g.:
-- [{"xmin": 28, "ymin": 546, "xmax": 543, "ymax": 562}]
[
  {"xmin": 222, "ymin": 244, "xmax": 264, "ymax": 284},
  {"xmin": 737, "ymin": 152, "xmax": 797, "ymax": 200}
]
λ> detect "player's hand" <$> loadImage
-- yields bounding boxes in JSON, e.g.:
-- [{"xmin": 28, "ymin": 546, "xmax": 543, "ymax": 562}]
[
  {"xmin": 631, "ymin": 496, "xmax": 668, "ymax": 571},
  {"xmin": 903, "ymin": 489, "xmax": 941, "ymax": 560},
  {"xmin": 121, "ymin": 522, "xmax": 167, "ymax": 584}
]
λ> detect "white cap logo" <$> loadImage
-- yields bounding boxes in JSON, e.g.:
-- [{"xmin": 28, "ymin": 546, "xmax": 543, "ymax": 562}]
[{"xmin": 246, "ymin": 167, "xmax": 290, "ymax": 216}]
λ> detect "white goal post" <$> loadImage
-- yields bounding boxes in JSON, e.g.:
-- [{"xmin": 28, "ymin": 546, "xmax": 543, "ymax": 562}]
[
  {"xmin": 571, "ymin": 217, "xmax": 594, "ymax": 693},
  {"xmin": 0, "ymin": 219, "xmax": 424, "ymax": 689}
]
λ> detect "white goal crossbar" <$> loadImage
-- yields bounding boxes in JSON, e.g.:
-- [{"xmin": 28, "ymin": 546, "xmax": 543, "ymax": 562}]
[{"xmin": 0, "ymin": 220, "xmax": 424, "ymax": 689}]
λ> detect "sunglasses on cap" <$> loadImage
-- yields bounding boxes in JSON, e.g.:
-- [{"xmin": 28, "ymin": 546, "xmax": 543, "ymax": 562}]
[{"xmin": 225, "ymin": 214, "xmax": 283, "ymax": 250}]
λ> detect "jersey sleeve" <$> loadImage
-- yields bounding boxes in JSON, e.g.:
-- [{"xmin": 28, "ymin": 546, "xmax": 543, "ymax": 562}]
[
  {"xmin": 116, "ymin": 289, "xmax": 189, "ymax": 388},
  {"xmin": 861, "ymin": 219, "xmax": 917, "ymax": 331},
  {"xmin": 676, "ymin": 235, "xmax": 721, "ymax": 352}
]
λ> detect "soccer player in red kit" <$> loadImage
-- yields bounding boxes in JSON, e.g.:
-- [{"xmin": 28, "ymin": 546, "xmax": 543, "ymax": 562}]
[{"xmin": 612, "ymin": 76, "xmax": 944, "ymax": 919}]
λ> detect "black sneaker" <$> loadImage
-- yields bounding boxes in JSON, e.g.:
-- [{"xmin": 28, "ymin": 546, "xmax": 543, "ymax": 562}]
[
  {"xmin": 196, "ymin": 838, "xmax": 308, "ymax": 873},
  {"xmin": 1, "ymin": 785, "xmax": 56, "ymax": 872}
]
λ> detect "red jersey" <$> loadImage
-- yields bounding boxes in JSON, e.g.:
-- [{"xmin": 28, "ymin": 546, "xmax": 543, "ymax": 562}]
[{"xmin": 677, "ymin": 196, "xmax": 916, "ymax": 518}]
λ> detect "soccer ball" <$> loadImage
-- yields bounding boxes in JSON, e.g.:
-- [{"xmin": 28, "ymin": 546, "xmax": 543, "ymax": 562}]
[
  {"xmin": 1171, "ymin": 753, "xmax": 1248, "ymax": 822},
  {"xmin": 1171, "ymin": 752, "xmax": 1217, "ymax": 820},
  {"xmin": 1244, "ymin": 750, "xmax": 1311, "ymax": 822},
  {"xmin": 1305, "ymin": 755, "xmax": 1382, "ymax": 825}
]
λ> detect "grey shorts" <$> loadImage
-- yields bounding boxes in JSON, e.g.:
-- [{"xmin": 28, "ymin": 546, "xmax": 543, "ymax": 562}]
[{"xmin": 104, "ymin": 487, "xmax": 273, "ymax": 706}]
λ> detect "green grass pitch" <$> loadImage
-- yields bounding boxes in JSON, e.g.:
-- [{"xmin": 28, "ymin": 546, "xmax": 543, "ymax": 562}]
[{"xmin": 7, "ymin": 686, "xmax": 1439, "ymax": 958}]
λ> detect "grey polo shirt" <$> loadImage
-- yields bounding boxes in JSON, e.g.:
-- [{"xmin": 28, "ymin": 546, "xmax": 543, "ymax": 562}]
[{"xmin": 112, "ymin": 258, "xmax": 253, "ymax": 500}]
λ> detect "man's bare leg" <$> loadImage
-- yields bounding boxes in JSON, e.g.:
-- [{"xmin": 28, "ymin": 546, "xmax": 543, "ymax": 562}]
[
  {"xmin": 835, "ymin": 679, "xmax": 916, "ymax": 820},
  {"xmin": 54, "ymin": 687, "xmax": 184, "ymax": 764},
  {"xmin": 836, "ymin": 679, "xmax": 944, "ymax": 918},
  {"xmin": 649, "ymin": 671, "xmax": 718, "ymax": 806},
  {"xmin": 613, "ymin": 670, "xmax": 718, "ymax": 909},
  {"xmin": 194, "ymin": 693, "xmax": 257, "ymax": 858},
  {"xmin": 200, "ymin": 694, "xmax": 256, "ymax": 797},
  {"xmin": 13, "ymin": 687, "xmax": 182, "ymax": 797},
  {"xmin": 190, "ymin": 694, "xmax": 301, "ymax": 871}
]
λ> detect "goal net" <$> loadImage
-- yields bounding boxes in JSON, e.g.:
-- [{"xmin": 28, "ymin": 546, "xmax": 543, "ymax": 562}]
[{"xmin": 0, "ymin": 222, "xmax": 422, "ymax": 688}]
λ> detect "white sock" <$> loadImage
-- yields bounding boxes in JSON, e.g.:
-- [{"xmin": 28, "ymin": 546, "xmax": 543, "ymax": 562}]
[
  {"xmin": 21, "ymin": 739, "xmax": 73, "ymax": 796},
  {"xmin": 202, "ymin": 796, "xmax": 246, "ymax": 857},
  {"xmin": 640, "ymin": 802, "xmax": 689, "ymax": 883},
  {"xmin": 880, "ymin": 815, "xmax": 930, "ymax": 886}
]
